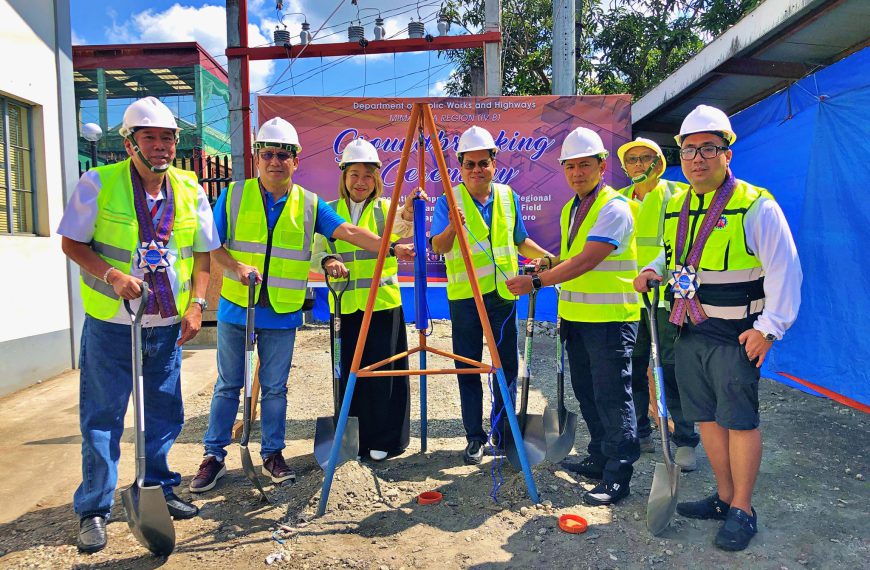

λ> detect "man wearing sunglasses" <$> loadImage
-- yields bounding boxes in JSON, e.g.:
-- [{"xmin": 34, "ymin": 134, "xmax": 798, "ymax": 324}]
[
  {"xmin": 191, "ymin": 117, "xmax": 414, "ymax": 493},
  {"xmin": 615, "ymin": 138, "xmax": 699, "ymax": 471},
  {"xmin": 634, "ymin": 105, "xmax": 801, "ymax": 551},
  {"xmin": 430, "ymin": 125, "xmax": 552, "ymax": 465}
]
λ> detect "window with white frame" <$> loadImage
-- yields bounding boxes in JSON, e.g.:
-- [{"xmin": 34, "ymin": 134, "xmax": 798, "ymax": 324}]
[{"xmin": 0, "ymin": 96, "xmax": 35, "ymax": 235}]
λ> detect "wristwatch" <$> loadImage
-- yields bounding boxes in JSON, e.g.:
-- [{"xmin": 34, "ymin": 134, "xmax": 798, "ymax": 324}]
[
  {"xmin": 388, "ymin": 243, "xmax": 397, "ymax": 257},
  {"xmin": 191, "ymin": 297, "xmax": 208, "ymax": 311},
  {"xmin": 531, "ymin": 274, "xmax": 543, "ymax": 290},
  {"xmin": 761, "ymin": 331, "xmax": 776, "ymax": 342}
]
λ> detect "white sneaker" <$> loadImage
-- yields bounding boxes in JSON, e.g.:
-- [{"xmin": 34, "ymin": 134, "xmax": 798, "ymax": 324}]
[
  {"xmin": 675, "ymin": 446, "xmax": 697, "ymax": 472},
  {"xmin": 369, "ymin": 450, "xmax": 388, "ymax": 461}
]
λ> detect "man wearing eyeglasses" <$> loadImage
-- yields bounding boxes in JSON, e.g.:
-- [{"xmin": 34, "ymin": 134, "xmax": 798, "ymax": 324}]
[
  {"xmin": 430, "ymin": 125, "xmax": 552, "ymax": 465},
  {"xmin": 191, "ymin": 117, "xmax": 414, "ymax": 493},
  {"xmin": 616, "ymin": 138, "xmax": 700, "ymax": 471},
  {"xmin": 634, "ymin": 105, "xmax": 801, "ymax": 551}
]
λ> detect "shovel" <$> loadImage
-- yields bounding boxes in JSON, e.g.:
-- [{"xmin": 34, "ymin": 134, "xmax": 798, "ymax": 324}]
[
  {"xmin": 644, "ymin": 280, "xmax": 681, "ymax": 536},
  {"xmin": 239, "ymin": 272, "xmax": 270, "ymax": 501},
  {"xmin": 122, "ymin": 283, "xmax": 176, "ymax": 556},
  {"xmin": 543, "ymin": 313, "xmax": 578, "ymax": 463},
  {"xmin": 314, "ymin": 271, "xmax": 359, "ymax": 470},
  {"xmin": 506, "ymin": 271, "xmax": 551, "ymax": 469}
]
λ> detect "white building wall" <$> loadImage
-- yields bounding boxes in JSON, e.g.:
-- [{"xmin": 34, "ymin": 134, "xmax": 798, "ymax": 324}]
[{"xmin": 0, "ymin": 0, "xmax": 78, "ymax": 396}]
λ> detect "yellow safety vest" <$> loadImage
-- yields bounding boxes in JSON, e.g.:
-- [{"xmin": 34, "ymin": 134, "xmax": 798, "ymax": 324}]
[
  {"xmin": 444, "ymin": 183, "xmax": 519, "ymax": 301},
  {"xmin": 326, "ymin": 198, "xmax": 402, "ymax": 314},
  {"xmin": 81, "ymin": 159, "xmax": 198, "ymax": 320},
  {"xmin": 222, "ymin": 178, "xmax": 318, "ymax": 313},
  {"xmin": 558, "ymin": 186, "xmax": 640, "ymax": 323},
  {"xmin": 662, "ymin": 179, "xmax": 771, "ymax": 321},
  {"xmin": 619, "ymin": 179, "xmax": 688, "ymax": 308}
]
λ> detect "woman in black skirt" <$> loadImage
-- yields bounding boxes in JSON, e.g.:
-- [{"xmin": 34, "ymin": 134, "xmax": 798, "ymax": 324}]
[{"xmin": 312, "ymin": 138, "xmax": 422, "ymax": 461}]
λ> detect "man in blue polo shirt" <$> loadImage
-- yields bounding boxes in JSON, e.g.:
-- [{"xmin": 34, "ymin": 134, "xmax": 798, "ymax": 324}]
[
  {"xmin": 190, "ymin": 118, "xmax": 413, "ymax": 492},
  {"xmin": 430, "ymin": 125, "xmax": 552, "ymax": 465}
]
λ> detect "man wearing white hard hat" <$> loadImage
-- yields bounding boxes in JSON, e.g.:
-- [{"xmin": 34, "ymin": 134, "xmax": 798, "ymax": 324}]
[
  {"xmin": 58, "ymin": 96, "xmax": 221, "ymax": 552},
  {"xmin": 616, "ymin": 138, "xmax": 699, "ymax": 469},
  {"xmin": 311, "ymin": 138, "xmax": 420, "ymax": 461},
  {"xmin": 430, "ymin": 125, "xmax": 552, "ymax": 465},
  {"xmin": 507, "ymin": 127, "xmax": 640, "ymax": 506},
  {"xmin": 634, "ymin": 104, "xmax": 801, "ymax": 550},
  {"xmin": 191, "ymin": 119, "xmax": 414, "ymax": 493}
]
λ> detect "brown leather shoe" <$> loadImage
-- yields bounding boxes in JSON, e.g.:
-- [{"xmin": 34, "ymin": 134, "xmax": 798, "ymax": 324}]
[{"xmin": 262, "ymin": 452, "xmax": 296, "ymax": 484}]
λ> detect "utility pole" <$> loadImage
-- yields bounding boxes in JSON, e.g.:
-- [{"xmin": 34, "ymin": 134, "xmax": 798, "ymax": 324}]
[
  {"xmin": 552, "ymin": 0, "xmax": 576, "ymax": 95},
  {"xmin": 483, "ymin": 0, "xmax": 502, "ymax": 96},
  {"xmin": 226, "ymin": 0, "xmax": 251, "ymax": 180}
]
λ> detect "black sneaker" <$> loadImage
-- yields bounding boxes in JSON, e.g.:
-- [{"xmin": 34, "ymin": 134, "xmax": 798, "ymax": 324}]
[
  {"xmin": 676, "ymin": 493, "xmax": 730, "ymax": 520},
  {"xmin": 463, "ymin": 441, "xmax": 484, "ymax": 465},
  {"xmin": 714, "ymin": 507, "xmax": 758, "ymax": 551},
  {"xmin": 583, "ymin": 480, "xmax": 630, "ymax": 506},
  {"xmin": 561, "ymin": 456, "xmax": 605, "ymax": 480},
  {"xmin": 189, "ymin": 456, "xmax": 227, "ymax": 493},
  {"xmin": 77, "ymin": 515, "xmax": 107, "ymax": 553},
  {"xmin": 165, "ymin": 492, "xmax": 199, "ymax": 519}
]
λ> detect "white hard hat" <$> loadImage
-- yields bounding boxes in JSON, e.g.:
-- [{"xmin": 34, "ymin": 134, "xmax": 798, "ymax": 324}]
[
  {"xmin": 617, "ymin": 137, "xmax": 666, "ymax": 172},
  {"xmin": 675, "ymin": 104, "xmax": 737, "ymax": 146},
  {"xmin": 255, "ymin": 117, "xmax": 301, "ymax": 152},
  {"xmin": 339, "ymin": 138, "xmax": 381, "ymax": 169},
  {"xmin": 457, "ymin": 125, "xmax": 497, "ymax": 159},
  {"xmin": 559, "ymin": 127, "xmax": 608, "ymax": 162},
  {"xmin": 119, "ymin": 97, "xmax": 179, "ymax": 138}
]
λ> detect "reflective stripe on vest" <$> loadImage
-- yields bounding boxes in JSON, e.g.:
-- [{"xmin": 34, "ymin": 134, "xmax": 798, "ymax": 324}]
[
  {"xmin": 326, "ymin": 197, "xmax": 401, "ymax": 314},
  {"xmin": 662, "ymin": 180, "xmax": 770, "ymax": 321},
  {"xmin": 222, "ymin": 179, "xmax": 317, "ymax": 313},
  {"xmin": 558, "ymin": 185, "xmax": 640, "ymax": 323},
  {"xmin": 80, "ymin": 159, "xmax": 198, "ymax": 320},
  {"xmin": 443, "ymin": 183, "xmax": 518, "ymax": 301}
]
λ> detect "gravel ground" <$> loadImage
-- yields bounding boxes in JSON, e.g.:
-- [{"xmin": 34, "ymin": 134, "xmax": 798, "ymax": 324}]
[{"xmin": 0, "ymin": 319, "xmax": 867, "ymax": 569}]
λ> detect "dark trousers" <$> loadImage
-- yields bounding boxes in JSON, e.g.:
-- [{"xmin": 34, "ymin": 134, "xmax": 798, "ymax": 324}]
[
  {"xmin": 562, "ymin": 319, "xmax": 640, "ymax": 484},
  {"xmin": 449, "ymin": 292, "xmax": 519, "ymax": 444},
  {"xmin": 631, "ymin": 308, "xmax": 699, "ymax": 447}
]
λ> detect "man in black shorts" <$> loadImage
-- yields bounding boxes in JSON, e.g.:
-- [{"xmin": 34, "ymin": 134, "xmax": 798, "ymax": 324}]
[{"xmin": 634, "ymin": 105, "xmax": 802, "ymax": 551}]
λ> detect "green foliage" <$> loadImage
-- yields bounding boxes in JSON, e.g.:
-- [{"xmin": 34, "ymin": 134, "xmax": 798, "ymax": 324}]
[{"xmin": 441, "ymin": 0, "xmax": 761, "ymax": 98}]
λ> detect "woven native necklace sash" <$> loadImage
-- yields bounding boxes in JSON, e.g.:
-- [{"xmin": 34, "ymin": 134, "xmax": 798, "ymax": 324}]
[
  {"xmin": 131, "ymin": 164, "xmax": 178, "ymax": 317},
  {"xmin": 566, "ymin": 179, "xmax": 604, "ymax": 249},
  {"xmin": 669, "ymin": 169, "xmax": 737, "ymax": 326}
]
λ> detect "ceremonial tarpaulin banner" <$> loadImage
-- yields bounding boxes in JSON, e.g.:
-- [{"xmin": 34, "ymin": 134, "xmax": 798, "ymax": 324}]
[{"xmin": 258, "ymin": 95, "xmax": 632, "ymax": 321}]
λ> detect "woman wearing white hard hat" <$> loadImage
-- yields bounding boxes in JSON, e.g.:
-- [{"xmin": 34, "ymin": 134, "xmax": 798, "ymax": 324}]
[
  {"xmin": 312, "ymin": 138, "xmax": 420, "ymax": 461},
  {"xmin": 192, "ymin": 122, "xmax": 416, "ymax": 492},
  {"xmin": 615, "ymin": 137, "xmax": 700, "ymax": 470}
]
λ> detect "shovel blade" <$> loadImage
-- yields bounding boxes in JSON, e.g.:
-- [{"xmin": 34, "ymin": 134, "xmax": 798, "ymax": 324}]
[
  {"xmin": 544, "ymin": 408, "xmax": 578, "ymax": 464},
  {"xmin": 122, "ymin": 483, "xmax": 175, "ymax": 556},
  {"xmin": 240, "ymin": 444, "xmax": 271, "ymax": 501},
  {"xmin": 314, "ymin": 415, "xmax": 360, "ymax": 470},
  {"xmin": 646, "ymin": 461, "xmax": 681, "ymax": 536},
  {"xmin": 505, "ymin": 413, "xmax": 548, "ymax": 470}
]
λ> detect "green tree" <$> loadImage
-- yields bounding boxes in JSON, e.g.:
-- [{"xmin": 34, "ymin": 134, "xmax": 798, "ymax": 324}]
[{"xmin": 442, "ymin": 0, "xmax": 761, "ymax": 98}]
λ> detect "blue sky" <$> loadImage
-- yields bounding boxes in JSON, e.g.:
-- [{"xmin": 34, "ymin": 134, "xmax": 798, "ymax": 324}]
[{"xmin": 70, "ymin": 0, "xmax": 459, "ymax": 100}]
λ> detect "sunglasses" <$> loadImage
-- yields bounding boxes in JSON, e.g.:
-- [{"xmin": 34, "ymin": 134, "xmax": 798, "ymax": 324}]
[
  {"xmin": 259, "ymin": 150, "xmax": 295, "ymax": 162},
  {"xmin": 462, "ymin": 159, "xmax": 492, "ymax": 170}
]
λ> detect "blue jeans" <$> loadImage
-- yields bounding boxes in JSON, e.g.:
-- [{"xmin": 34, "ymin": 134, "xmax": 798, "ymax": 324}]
[
  {"xmin": 449, "ymin": 292, "xmax": 519, "ymax": 444},
  {"xmin": 74, "ymin": 316, "xmax": 183, "ymax": 518},
  {"xmin": 203, "ymin": 321, "xmax": 296, "ymax": 460},
  {"xmin": 562, "ymin": 319, "xmax": 640, "ymax": 484}
]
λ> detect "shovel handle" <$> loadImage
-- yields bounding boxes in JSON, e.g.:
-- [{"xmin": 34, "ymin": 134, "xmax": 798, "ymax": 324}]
[
  {"xmin": 123, "ymin": 282, "xmax": 150, "ymax": 323},
  {"xmin": 326, "ymin": 270, "xmax": 350, "ymax": 416}
]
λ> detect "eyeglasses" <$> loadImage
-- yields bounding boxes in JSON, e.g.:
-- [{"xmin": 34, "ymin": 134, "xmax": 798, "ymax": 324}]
[
  {"xmin": 679, "ymin": 145, "xmax": 728, "ymax": 161},
  {"xmin": 259, "ymin": 150, "xmax": 295, "ymax": 162},
  {"xmin": 624, "ymin": 154, "xmax": 657, "ymax": 166},
  {"xmin": 462, "ymin": 159, "xmax": 492, "ymax": 170}
]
